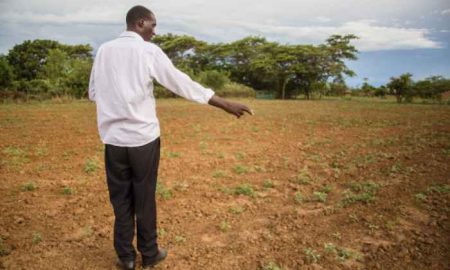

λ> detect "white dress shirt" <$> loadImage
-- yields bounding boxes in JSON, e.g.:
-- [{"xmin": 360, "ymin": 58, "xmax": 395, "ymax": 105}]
[{"xmin": 89, "ymin": 31, "xmax": 215, "ymax": 147}]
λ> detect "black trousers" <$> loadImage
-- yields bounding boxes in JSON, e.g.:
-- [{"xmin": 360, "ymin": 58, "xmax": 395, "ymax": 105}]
[{"xmin": 104, "ymin": 137, "xmax": 160, "ymax": 262}]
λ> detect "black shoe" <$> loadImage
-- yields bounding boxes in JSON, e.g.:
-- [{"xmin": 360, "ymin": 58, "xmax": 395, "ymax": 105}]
[
  {"xmin": 142, "ymin": 248, "xmax": 167, "ymax": 269},
  {"xmin": 116, "ymin": 258, "xmax": 135, "ymax": 270}
]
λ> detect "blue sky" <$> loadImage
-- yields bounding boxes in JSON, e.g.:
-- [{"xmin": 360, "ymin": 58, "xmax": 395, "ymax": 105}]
[{"xmin": 1, "ymin": 0, "xmax": 449, "ymax": 87}]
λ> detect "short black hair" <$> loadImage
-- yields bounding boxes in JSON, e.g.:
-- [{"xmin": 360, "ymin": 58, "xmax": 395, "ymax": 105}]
[{"xmin": 126, "ymin": 5, "xmax": 153, "ymax": 27}]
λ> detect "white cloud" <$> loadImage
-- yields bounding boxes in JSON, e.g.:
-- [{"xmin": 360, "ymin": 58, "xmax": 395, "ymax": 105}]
[
  {"xmin": 441, "ymin": 9, "xmax": 450, "ymax": 15},
  {"xmin": 0, "ymin": 0, "xmax": 446, "ymax": 53}
]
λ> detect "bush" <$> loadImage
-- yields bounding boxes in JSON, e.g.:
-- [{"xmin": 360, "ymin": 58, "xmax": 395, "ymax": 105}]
[
  {"xmin": 215, "ymin": 82, "xmax": 256, "ymax": 98},
  {"xmin": 198, "ymin": 70, "xmax": 230, "ymax": 90}
]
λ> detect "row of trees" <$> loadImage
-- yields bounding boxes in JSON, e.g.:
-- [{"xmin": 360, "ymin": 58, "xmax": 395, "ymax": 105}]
[
  {"xmin": 349, "ymin": 74, "xmax": 450, "ymax": 103},
  {"xmin": 0, "ymin": 34, "xmax": 447, "ymax": 102},
  {"xmin": 0, "ymin": 40, "xmax": 92, "ymax": 99},
  {"xmin": 0, "ymin": 34, "xmax": 359, "ymax": 100},
  {"xmin": 151, "ymin": 34, "xmax": 358, "ymax": 99}
]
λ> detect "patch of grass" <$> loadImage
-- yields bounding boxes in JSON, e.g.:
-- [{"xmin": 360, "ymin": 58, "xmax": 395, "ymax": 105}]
[
  {"xmin": 199, "ymin": 141, "xmax": 208, "ymax": 154},
  {"xmin": 84, "ymin": 157, "xmax": 99, "ymax": 174},
  {"xmin": 414, "ymin": 193, "xmax": 427, "ymax": 202},
  {"xmin": 234, "ymin": 151, "xmax": 246, "ymax": 160},
  {"xmin": 293, "ymin": 167, "xmax": 312, "ymax": 185},
  {"xmin": 175, "ymin": 235, "xmax": 186, "ymax": 243},
  {"xmin": 229, "ymin": 205, "xmax": 245, "ymax": 214},
  {"xmin": 254, "ymin": 165, "xmax": 266, "ymax": 172},
  {"xmin": 212, "ymin": 170, "xmax": 227, "ymax": 178},
  {"xmin": 167, "ymin": 151, "xmax": 181, "ymax": 158},
  {"xmin": 262, "ymin": 262, "xmax": 283, "ymax": 270},
  {"xmin": 158, "ymin": 228, "xmax": 167, "ymax": 238},
  {"xmin": 426, "ymin": 184, "xmax": 450, "ymax": 194},
  {"xmin": 313, "ymin": 191, "xmax": 328, "ymax": 203},
  {"xmin": 263, "ymin": 179, "xmax": 274, "ymax": 189},
  {"xmin": 324, "ymin": 243, "xmax": 356, "ymax": 261},
  {"xmin": 233, "ymin": 164, "xmax": 249, "ymax": 174},
  {"xmin": 304, "ymin": 247, "xmax": 321, "ymax": 264},
  {"xmin": 62, "ymin": 186, "xmax": 73, "ymax": 195},
  {"xmin": 319, "ymin": 185, "xmax": 333, "ymax": 194},
  {"xmin": 35, "ymin": 145, "xmax": 48, "ymax": 157},
  {"xmin": 2, "ymin": 146, "xmax": 29, "ymax": 168},
  {"xmin": 294, "ymin": 192, "xmax": 303, "ymax": 204},
  {"xmin": 234, "ymin": 183, "xmax": 255, "ymax": 197},
  {"xmin": 21, "ymin": 181, "xmax": 37, "ymax": 191},
  {"xmin": 156, "ymin": 182, "xmax": 173, "ymax": 200},
  {"xmin": 173, "ymin": 182, "xmax": 189, "ymax": 192},
  {"xmin": 219, "ymin": 220, "xmax": 231, "ymax": 232},
  {"xmin": 341, "ymin": 181, "xmax": 380, "ymax": 207},
  {"xmin": 331, "ymin": 232, "xmax": 342, "ymax": 241},
  {"xmin": 32, "ymin": 232, "xmax": 42, "ymax": 245}
]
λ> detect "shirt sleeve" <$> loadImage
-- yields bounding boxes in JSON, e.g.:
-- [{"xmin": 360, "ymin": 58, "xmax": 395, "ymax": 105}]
[
  {"xmin": 149, "ymin": 46, "xmax": 215, "ymax": 104},
  {"xmin": 88, "ymin": 60, "xmax": 96, "ymax": 102}
]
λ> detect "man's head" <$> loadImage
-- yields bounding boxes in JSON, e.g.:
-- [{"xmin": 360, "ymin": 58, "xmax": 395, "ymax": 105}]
[{"xmin": 126, "ymin": 5, "xmax": 156, "ymax": 41}]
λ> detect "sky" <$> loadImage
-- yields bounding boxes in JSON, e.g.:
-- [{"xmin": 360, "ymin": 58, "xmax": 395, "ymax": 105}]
[{"xmin": 1, "ymin": 0, "xmax": 449, "ymax": 87}]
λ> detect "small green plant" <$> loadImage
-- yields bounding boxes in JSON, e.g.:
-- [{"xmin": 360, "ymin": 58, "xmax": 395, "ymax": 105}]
[
  {"xmin": 324, "ymin": 243, "xmax": 354, "ymax": 261},
  {"xmin": 331, "ymin": 232, "xmax": 342, "ymax": 241},
  {"xmin": 415, "ymin": 193, "xmax": 427, "ymax": 202},
  {"xmin": 341, "ymin": 181, "xmax": 380, "ymax": 207},
  {"xmin": 263, "ymin": 179, "xmax": 274, "ymax": 189},
  {"xmin": 313, "ymin": 191, "xmax": 328, "ymax": 203},
  {"xmin": 158, "ymin": 228, "xmax": 167, "ymax": 238},
  {"xmin": 21, "ymin": 182, "xmax": 37, "ymax": 191},
  {"xmin": 426, "ymin": 184, "xmax": 450, "ymax": 194},
  {"xmin": 62, "ymin": 186, "xmax": 73, "ymax": 195},
  {"xmin": 233, "ymin": 164, "xmax": 249, "ymax": 174},
  {"xmin": 234, "ymin": 183, "xmax": 255, "ymax": 196},
  {"xmin": 234, "ymin": 152, "xmax": 246, "ymax": 160},
  {"xmin": 229, "ymin": 205, "xmax": 245, "ymax": 214},
  {"xmin": 319, "ymin": 185, "xmax": 333, "ymax": 194},
  {"xmin": 212, "ymin": 170, "xmax": 227, "ymax": 178},
  {"xmin": 167, "ymin": 151, "xmax": 181, "ymax": 158},
  {"xmin": 175, "ymin": 235, "xmax": 186, "ymax": 243},
  {"xmin": 304, "ymin": 247, "xmax": 321, "ymax": 263},
  {"xmin": 32, "ymin": 232, "xmax": 42, "ymax": 245},
  {"xmin": 199, "ymin": 141, "xmax": 208, "ymax": 154},
  {"xmin": 324, "ymin": 242, "xmax": 337, "ymax": 253},
  {"xmin": 216, "ymin": 151, "xmax": 225, "ymax": 159},
  {"xmin": 293, "ymin": 173, "xmax": 311, "ymax": 185},
  {"xmin": 156, "ymin": 182, "xmax": 172, "ymax": 200},
  {"xmin": 294, "ymin": 192, "xmax": 303, "ymax": 204},
  {"xmin": 262, "ymin": 262, "xmax": 282, "ymax": 270},
  {"xmin": 84, "ymin": 157, "xmax": 99, "ymax": 174},
  {"xmin": 219, "ymin": 221, "xmax": 231, "ymax": 232},
  {"xmin": 35, "ymin": 145, "xmax": 48, "ymax": 157}
]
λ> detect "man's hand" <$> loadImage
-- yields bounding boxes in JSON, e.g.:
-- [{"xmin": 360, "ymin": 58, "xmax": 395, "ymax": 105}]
[{"xmin": 208, "ymin": 95, "xmax": 253, "ymax": 118}]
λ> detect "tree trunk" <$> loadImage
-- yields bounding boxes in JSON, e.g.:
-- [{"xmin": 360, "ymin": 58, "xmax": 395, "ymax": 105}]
[{"xmin": 281, "ymin": 77, "xmax": 288, "ymax": 100}]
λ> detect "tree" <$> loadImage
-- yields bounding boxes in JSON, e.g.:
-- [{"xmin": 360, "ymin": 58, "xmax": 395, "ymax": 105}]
[
  {"xmin": 414, "ymin": 76, "xmax": 450, "ymax": 101},
  {"xmin": 387, "ymin": 73, "xmax": 413, "ymax": 103},
  {"xmin": 0, "ymin": 55, "xmax": 14, "ymax": 89}
]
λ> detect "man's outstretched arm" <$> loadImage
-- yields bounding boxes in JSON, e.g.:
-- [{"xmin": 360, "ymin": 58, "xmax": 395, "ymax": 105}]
[{"xmin": 208, "ymin": 95, "xmax": 253, "ymax": 119}]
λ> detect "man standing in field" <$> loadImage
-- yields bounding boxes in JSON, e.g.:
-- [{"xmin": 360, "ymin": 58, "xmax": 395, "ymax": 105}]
[{"xmin": 88, "ymin": 5, "xmax": 253, "ymax": 270}]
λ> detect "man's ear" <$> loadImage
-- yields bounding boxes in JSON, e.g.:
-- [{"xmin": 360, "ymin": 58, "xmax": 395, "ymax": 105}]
[{"xmin": 137, "ymin": 19, "xmax": 145, "ymax": 28}]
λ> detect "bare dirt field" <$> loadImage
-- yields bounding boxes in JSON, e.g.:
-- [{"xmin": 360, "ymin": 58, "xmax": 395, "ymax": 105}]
[{"xmin": 0, "ymin": 98, "xmax": 449, "ymax": 270}]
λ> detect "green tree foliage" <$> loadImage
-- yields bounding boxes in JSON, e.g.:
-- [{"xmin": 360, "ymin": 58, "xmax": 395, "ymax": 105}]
[
  {"xmin": 413, "ymin": 76, "xmax": 450, "ymax": 101},
  {"xmin": 387, "ymin": 73, "xmax": 414, "ymax": 103},
  {"xmin": 0, "ymin": 55, "xmax": 14, "ymax": 89}
]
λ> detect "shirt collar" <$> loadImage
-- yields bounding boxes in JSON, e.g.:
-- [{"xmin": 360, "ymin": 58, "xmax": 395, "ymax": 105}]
[{"xmin": 119, "ymin": 31, "xmax": 144, "ymax": 41}]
